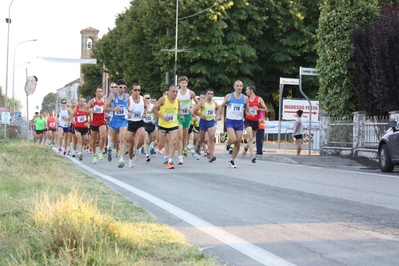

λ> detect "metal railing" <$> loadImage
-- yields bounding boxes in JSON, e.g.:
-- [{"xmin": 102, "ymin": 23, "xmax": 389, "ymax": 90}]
[{"xmin": 328, "ymin": 118, "xmax": 353, "ymax": 147}]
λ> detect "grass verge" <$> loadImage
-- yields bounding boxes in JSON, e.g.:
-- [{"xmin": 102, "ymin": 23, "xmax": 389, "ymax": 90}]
[{"xmin": 0, "ymin": 140, "xmax": 219, "ymax": 265}]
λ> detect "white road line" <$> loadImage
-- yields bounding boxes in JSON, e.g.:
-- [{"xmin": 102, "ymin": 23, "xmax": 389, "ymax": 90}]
[{"xmin": 71, "ymin": 159, "xmax": 297, "ymax": 266}]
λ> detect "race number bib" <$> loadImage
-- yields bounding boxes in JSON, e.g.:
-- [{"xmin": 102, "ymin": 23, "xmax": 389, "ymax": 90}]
[
  {"xmin": 232, "ymin": 104, "xmax": 242, "ymax": 112},
  {"xmin": 145, "ymin": 114, "xmax": 153, "ymax": 122},
  {"xmin": 165, "ymin": 113, "xmax": 175, "ymax": 122},
  {"xmin": 77, "ymin": 115, "xmax": 87, "ymax": 123},
  {"xmin": 94, "ymin": 106, "xmax": 104, "ymax": 113},
  {"xmin": 249, "ymin": 107, "xmax": 257, "ymax": 115},
  {"xmin": 133, "ymin": 111, "xmax": 141, "ymax": 118},
  {"xmin": 180, "ymin": 102, "xmax": 189, "ymax": 115},
  {"xmin": 206, "ymin": 108, "xmax": 215, "ymax": 117},
  {"xmin": 49, "ymin": 122, "xmax": 56, "ymax": 127},
  {"xmin": 116, "ymin": 107, "xmax": 126, "ymax": 116}
]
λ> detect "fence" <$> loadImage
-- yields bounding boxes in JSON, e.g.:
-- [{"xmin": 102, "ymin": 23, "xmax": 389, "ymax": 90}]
[{"xmin": 320, "ymin": 111, "xmax": 399, "ymax": 157}]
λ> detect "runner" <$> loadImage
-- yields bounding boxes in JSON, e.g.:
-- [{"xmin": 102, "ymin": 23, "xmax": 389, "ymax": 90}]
[
  {"xmin": 57, "ymin": 99, "xmax": 72, "ymax": 155},
  {"xmin": 216, "ymin": 80, "xmax": 251, "ymax": 168},
  {"xmin": 152, "ymin": 85, "xmax": 184, "ymax": 169},
  {"xmin": 105, "ymin": 82, "xmax": 118, "ymax": 161},
  {"xmin": 241, "ymin": 85, "xmax": 268, "ymax": 163},
  {"xmin": 68, "ymin": 99, "xmax": 78, "ymax": 156},
  {"xmin": 85, "ymin": 87, "xmax": 107, "ymax": 164},
  {"xmin": 46, "ymin": 110, "xmax": 57, "ymax": 147},
  {"xmin": 105, "ymin": 79, "xmax": 130, "ymax": 168},
  {"xmin": 34, "ymin": 112, "xmax": 47, "ymax": 144},
  {"xmin": 143, "ymin": 92, "xmax": 156, "ymax": 158},
  {"xmin": 193, "ymin": 89, "xmax": 219, "ymax": 162},
  {"xmin": 72, "ymin": 97, "xmax": 90, "ymax": 161},
  {"xmin": 176, "ymin": 76, "xmax": 198, "ymax": 165},
  {"xmin": 126, "ymin": 83, "xmax": 147, "ymax": 168}
]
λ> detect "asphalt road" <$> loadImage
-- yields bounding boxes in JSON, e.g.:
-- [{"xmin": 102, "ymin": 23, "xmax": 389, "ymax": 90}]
[{"xmin": 65, "ymin": 148, "xmax": 399, "ymax": 266}]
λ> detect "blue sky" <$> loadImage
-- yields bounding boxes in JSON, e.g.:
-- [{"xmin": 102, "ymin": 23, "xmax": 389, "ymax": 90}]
[{"xmin": 0, "ymin": 0, "xmax": 131, "ymax": 117}]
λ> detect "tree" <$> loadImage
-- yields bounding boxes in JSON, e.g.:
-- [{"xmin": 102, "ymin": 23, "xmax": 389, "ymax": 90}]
[
  {"xmin": 79, "ymin": 64, "xmax": 103, "ymax": 98},
  {"xmin": 350, "ymin": 2, "xmax": 399, "ymax": 115},
  {"xmin": 41, "ymin": 92, "xmax": 57, "ymax": 113},
  {"xmin": 316, "ymin": 0, "xmax": 378, "ymax": 118},
  {"xmin": 83, "ymin": 0, "xmax": 322, "ymax": 104}
]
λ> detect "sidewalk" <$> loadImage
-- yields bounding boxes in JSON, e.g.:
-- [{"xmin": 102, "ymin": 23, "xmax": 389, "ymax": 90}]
[{"xmin": 214, "ymin": 143, "xmax": 380, "ymax": 170}]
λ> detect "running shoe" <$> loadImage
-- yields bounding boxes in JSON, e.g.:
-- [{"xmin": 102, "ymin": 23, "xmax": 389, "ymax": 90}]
[
  {"xmin": 149, "ymin": 142, "xmax": 155, "ymax": 155},
  {"xmin": 251, "ymin": 155, "xmax": 256, "ymax": 163},
  {"xmin": 225, "ymin": 144, "xmax": 230, "ymax": 154},
  {"xmin": 92, "ymin": 156, "xmax": 97, "ymax": 164},
  {"xmin": 166, "ymin": 162, "xmax": 175, "ymax": 169},
  {"xmin": 228, "ymin": 160, "xmax": 237, "ymax": 168},
  {"xmin": 67, "ymin": 150, "xmax": 71, "ymax": 156},
  {"xmin": 146, "ymin": 155, "xmax": 151, "ymax": 162},
  {"xmin": 71, "ymin": 151, "xmax": 76, "ymax": 158},
  {"xmin": 107, "ymin": 148, "xmax": 112, "ymax": 162},
  {"xmin": 194, "ymin": 144, "xmax": 201, "ymax": 155},
  {"xmin": 129, "ymin": 159, "xmax": 134, "ymax": 168},
  {"xmin": 163, "ymin": 156, "xmax": 168, "ymax": 164},
  {"xmin": 208, "ymin": 155, "xmax": 216, "ymax": 162},
  {"xmin": 98, "ymin": 153, "xmax": 103, "ymax": 160},
  {"xmin": 206, "ymin": 150, "xmax": 210, "ymax": 159},
  {"xmin": 63, "ymin": 150, "xmax": 67, "ymax": 156},
  {"xmin": 118, "ymin": 158, "xmax": 125, "ymax": 168},
  {"xmin": 103, "ymin": 148, "xmax": 107, "ymax": 154},
  {"xmin": 141, "ymin": 147, "xmax": 145, "ymax": 154},
  {"xmin": 79, "ymin": 153, "xmax": 83, "ymax": 161},
  {"xmin": 58, "ymin": 148, "xmax": 62, "ymax": 154},
  {"xmin": 195, "ymin": 154, "xmax": 200, "ymax": 160},
  {"xmin": 178, "ymin": 156, "xmax": 183, "ymax": 165},
  {"xmin": 115, "ymin": 151, "xmax": 119, "ymax": 158},
  {"xmin": 183, "ymin": 149, "xmax": 188, "ymax": 157},
  {"xmin": 191, "ymin": 147, "xmax": 196, "ymax": 157},
  {"xmin": 242, "ymin": 146, "xmax": 248, "ymax": 157}
]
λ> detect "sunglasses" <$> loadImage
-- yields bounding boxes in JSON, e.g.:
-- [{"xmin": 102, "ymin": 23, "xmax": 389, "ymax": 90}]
[
  {"xmin": 119, "ymin": 86, "xmax": 127, "ymax": 89},
  {"xmin": 111, "ymin": 86, "xmax": 117, "ymax": 88},
  {"xmin": 144, "ymin": 97, "xmax": 150, "ymax": 99},
  {"xmin": 133, "ymin": 89, "xmax": 141, "ymax": 92},
  {"xmin": 61, "ymin": 102, "xmax": 67, "ymax": 104}
]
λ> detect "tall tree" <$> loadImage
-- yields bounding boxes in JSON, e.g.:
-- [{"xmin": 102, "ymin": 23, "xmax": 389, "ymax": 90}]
[
  {"xmin": 41, "ymin": 92, "xmax": 57, "ymax": 113},
  {"xmin": 316, "ymin": 0, "xmax": 378, "ymax": 118},
  {"xmin": 350, "ymin": 2, "xmax": 399, "ymax": 114}
]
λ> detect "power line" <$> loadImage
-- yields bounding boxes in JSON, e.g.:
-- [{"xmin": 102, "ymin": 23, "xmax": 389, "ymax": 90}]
[{"xmin": 179, "ymin": 1, "xmax": 221, "ymax": 20}]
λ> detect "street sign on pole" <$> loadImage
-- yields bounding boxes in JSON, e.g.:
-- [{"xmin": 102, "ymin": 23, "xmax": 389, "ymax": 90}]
[
  {"xmin": 279, "ymin": 78, "xmax": 299, "ymax": 85},
  {"xmin": 300, "ymin": 67, "xmax": 319, "ymax": 76},
  {"xmin": 24, "ymin": 75, "xmax": 38, "ymax": 96}
]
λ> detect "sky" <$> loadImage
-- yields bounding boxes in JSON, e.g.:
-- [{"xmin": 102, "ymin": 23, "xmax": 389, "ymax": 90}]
[{"xmin": 0, "ymin": 0, "xmax": 131, "ymax": 118}]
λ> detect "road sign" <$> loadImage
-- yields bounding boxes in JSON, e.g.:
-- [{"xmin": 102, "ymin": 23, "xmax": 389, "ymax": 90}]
[
  {"xmin": 1, "ymin": 112, "xmax": 10, "ymax": 124},
  {"xmin": 282, "ymin": 99, "xmax": 319, "ymax": 122},
  {"xmin": 279, "ymin": 78, "xmax": 299, "ymax": 85},
  {"xmin": 25, "ymin": 75, "xmax": 38, "ymax": 96},
  {"xmin": 300, "ymin": 67, "xmax": 319, "ymax": 76}
]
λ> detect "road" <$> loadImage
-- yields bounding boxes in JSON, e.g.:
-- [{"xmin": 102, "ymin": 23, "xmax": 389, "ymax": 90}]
[{"xmin": 67, "ymin": 149, "xmax": 399, "ymax": 266}]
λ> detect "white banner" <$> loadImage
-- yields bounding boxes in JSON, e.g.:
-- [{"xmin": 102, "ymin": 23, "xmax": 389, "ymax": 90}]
[
  {"xmin": 282, "ymin": 99, "xmax": 319, "ymax": 122},
  {"xmin": 38, "ymin": 57, "xmax": 97, "ymax": 64}
]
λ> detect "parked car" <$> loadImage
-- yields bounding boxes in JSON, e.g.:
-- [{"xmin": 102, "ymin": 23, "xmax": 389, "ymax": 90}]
[{"xmin": 378, "ymin": 121, "xmax": 399, "ymax": 172}]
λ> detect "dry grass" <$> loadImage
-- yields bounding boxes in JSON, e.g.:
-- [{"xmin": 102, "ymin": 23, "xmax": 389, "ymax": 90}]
[{"xmin": 0, "ymin": 140, "xmax": 219, "ymax": 265}]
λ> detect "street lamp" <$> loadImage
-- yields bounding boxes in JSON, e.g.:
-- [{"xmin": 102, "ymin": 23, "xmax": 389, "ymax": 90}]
[
  {"xmin": 12, "ymin": 61, "xmax": 30, "ymax": 117},
  {"xmin": 3, "ymin": 0, "xmax": 16, "ymax": 139},
  {"xmin": 12, "ymin": 39, "xmax": 37, "ymax": 116}
]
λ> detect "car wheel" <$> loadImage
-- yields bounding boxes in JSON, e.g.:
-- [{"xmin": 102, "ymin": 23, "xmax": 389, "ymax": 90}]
[{"xmin": 379, "ymin": 144, "xmax": 395, "ymax": 172}]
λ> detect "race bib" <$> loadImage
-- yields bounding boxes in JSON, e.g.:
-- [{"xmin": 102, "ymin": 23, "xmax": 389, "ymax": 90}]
[
  {"xmin": 249, "ymin": 107, "xmax": 257, "ymax": 115},
  {"xmin": 49, "ymin": 122, "xmax": 56, "ymax": 127},
  {"xmin": 232, "ymin": 104, "xmax": 242, "ymax": 112},
  {"xmin": 116, "ymin": 107, "xmax": 126, "ymax": 116},
  {"xmin": 180, "ymin": 102, "xmax": 189, "ymax": 114},
  {"xmin": 77, "ymin": 115, "xmax": 87, "ymax": 123},
  {"xmin": 165, "ymin": 113, "xmax": 175, "ymax": 122},
  {"xmin": 206, "ymin": 108, "xmax": 215, "ymax": 117},
  {"xmin": 145, "ymin": 114, "xmax": 153, "ymax": 122},
  {"xmin": 133, "ymin": 111, "xmax": 141, "ymax": 118},
  {"xmin": 94, "ymin": 106, "xmax": 104, "ymax": 113}
]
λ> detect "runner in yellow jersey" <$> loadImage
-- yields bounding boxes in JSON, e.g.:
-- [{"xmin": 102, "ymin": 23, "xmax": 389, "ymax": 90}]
[{"xmin": 152, "ymin": 85, "xmax": 184, "ymax": 169}]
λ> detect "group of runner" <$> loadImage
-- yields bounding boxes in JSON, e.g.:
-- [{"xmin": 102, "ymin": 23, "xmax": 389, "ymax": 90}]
[{"xmin": 31, "ymin": 77, "xmax": 268, "ymax": 169}]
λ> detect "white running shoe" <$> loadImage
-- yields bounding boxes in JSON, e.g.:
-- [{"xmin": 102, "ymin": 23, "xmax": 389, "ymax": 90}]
[
  {"xmin": 118, "ymin": 158, "xmax": 125, "ymax": 168},
  {"xmin": 129, "ymin": 159, "xmax": 134, "ymax": 168}
]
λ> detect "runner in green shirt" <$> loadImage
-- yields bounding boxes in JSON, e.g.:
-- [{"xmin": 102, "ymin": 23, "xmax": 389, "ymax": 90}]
[{"xmin": 34, "ymin": 112, "xmax": 47, "ymax": 144}]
